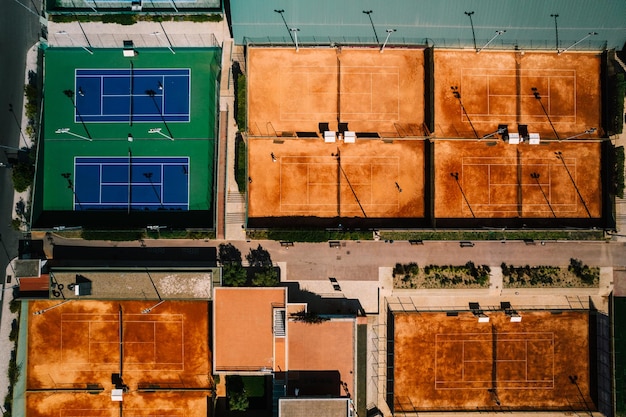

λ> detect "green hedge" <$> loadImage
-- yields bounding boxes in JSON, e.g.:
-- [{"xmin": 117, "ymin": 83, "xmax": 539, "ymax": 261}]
[
  {"xmin": 49, "ymin": 14, "xmax": 223, "ymax": 24},
  {"xmin": 608, "ymin": 72, "xmax": 625, "ymax": 135},
  {"xmin": 236, "ymin": 73, "xmax": 247, "ymax": 130},
  {"xmin": 616, "ymin": 146, "xmax": 625, "ymax": 198},
  {"xmin": 234, "ymin": 134, "xmax": 247, "ymax": 193}
]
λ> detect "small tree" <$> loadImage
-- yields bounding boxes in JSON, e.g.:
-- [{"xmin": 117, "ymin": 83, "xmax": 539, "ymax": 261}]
[
  {"xmin": 246, "ymin": 244, "xmax": 273, "ymax": 268},
  {"xmin": 219, "ymin": 243, "xmax": 242, "ymax": 265},
  {"xmin": 252, "ymin": 267, "xmax": 279, "ymax": 287},
  {"xmin": 222, "ymin": 263, "xmax": 247, "ymax": 287},
  {"xmin": 226, "ymin": 376, "xmax": 249, "ymax": 411}
]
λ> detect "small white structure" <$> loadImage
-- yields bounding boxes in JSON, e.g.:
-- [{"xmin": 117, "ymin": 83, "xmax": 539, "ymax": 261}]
[
  {"xmin": 324, "ymin": 131, "xmax": 336, "ymax": 143},
  {"xmin": 344, "ymin": 131, "xmax": 356, "ymax": 143},
  {"xmin": 529, "ymin": 133, "xmax": 541, "ymax": 145},
  {"xmin": 508, "ymin": 132, "xmax": 520, "ymax": 144},
  {"xmin": 111, "ymin": 389, "xmax": 124, "ymax": 401}
]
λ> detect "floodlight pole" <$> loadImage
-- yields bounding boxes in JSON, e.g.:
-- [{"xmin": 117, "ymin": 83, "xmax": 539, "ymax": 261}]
[
  {"xmin": 481, "ymin": 127, "xmax": 505, "ymax": 140},
  {"xmin": 476, "ymin": 30, "xmax": 505, "ymax": 53},
  {"xmin": 558, "ymin": 32, "xmax": 598, "ymax": 54},
  {"xmin": 380, "ymin": 29, "xmax": 396, "ymax": 53},
  {"xmin": 142, "ymin": 300, "xmax": 165, "ymax": 314},
  {"xmin": 55, "ymin": 128, "xmax": 92, "ymax": 142},
  {"xmin": 33, "ymin": 299, "xmax": 72, "ymax": 315},
  {"xmin": 290, "ymin": 28, "xmax": 300, "ymax": 52},
  {"xmin": 565, "ymin": 128, "xmax": 597, "ymax": 140},
  {"xmin": 451, "ymin": 86, "xmax": 479, "ymax": 139},
  {"xmin": 148, "ymin": 128, "xmax": 174, "ymax": 140},
  {"xmin": 151, "ymin": 31, "xmax": 175, "ymax": 55},
  {"xmin": 531, "ymin": 87, "xmax": 559, "ymax": 140},
  {"xmin": 362, "ymin": 10, "xmax": 380, "ymax": 46},
  {"xmin": 464, "ymin": 11, "xmax": 477, "ymax": 51},
  {"xmin": 551, "ymin": 14, "xmax": 560, "ymax": 52}
]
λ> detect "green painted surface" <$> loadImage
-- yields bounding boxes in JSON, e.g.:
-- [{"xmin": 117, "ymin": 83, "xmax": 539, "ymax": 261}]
[
  {"xmin": 41, "ymin": 48, "xmax": 220, "ymax": 212},
  {"xmin": 231, "ymin": 0, "xmax": 625, "ymax": 51}
]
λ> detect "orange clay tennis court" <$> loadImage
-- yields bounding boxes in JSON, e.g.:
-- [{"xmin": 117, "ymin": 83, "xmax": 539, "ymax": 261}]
[
  {"xmin": 434, "ymin": 50, "xmax": 601, "ymax": 139},
  {"xmin": 392, "ymin": 311, "xmax": 593, "ymax": 411},
  {"xmin": 434, "ymin": 140, "xmax": 602, "ymax": 218},
  {"xmin": 247, "ymin": 47, "xmax": 425, "ymax": 136},
  {"xmin": 27, "ymin": 391, "xmax": 208, "ymax": 417},
  {"xmin": 27, "ymin": 300, "xmax": 210, "ymax": 391},
  {"xmin": 248, "ymin": 138, "xmax": 424, "ymax": 218}
]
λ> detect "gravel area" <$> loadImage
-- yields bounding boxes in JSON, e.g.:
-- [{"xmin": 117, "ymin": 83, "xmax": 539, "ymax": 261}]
[{"xmin": 50, "ymin": 270, "xmax": 213, "ymax": 300}]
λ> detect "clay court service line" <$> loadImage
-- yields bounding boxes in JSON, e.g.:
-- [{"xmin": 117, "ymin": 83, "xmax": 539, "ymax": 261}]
[
  {"xmin": 461, "ymin": 157, "xmax": 579, "ymax": 214},
  {"xmin": 435, "ymin": 332, "xmax": 555, "ymax": 389},
  {"xmin": 279, "ymin": 156, "xmax": 400, "ymax": 212},
  {"xmin": 461, "ymin": 68, "xmax": 577, "ymax": 121},
  {"xmin": 60, "ymin": 314, "xmax": 185, "ymax": 370}
]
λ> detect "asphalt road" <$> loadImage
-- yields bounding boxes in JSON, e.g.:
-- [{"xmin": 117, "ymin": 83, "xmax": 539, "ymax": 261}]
[{"xmin": 0, "ymin": 0, "xmax": 41, "ymax": 284}]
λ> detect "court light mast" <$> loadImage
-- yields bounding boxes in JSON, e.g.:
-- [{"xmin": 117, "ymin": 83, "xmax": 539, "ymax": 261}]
[
  {"xmin": 558, "ymin": 32, "xmax": 598, "ymax": 55},
  {"xmin": 290, "ymin": 28, "xmax": 300, "ymax": 52},
  {"xmin": 148, "ymin": 128, "xmax": 174, "ymax": 140},
  {"xmin": 476, "ymin": 30, "xmax": 505, "ymax": 53},
  {"xmin": 451, "ymin": 86, "xmax": 479, "ymax": 139},
  {"xmin": 55, "ymin": 128, "xmax": 92, "ymax": 142},
  {"xmin": 380, "ymin": 29, "xmax": 396, "ymax": 53},
  {"xmin": 565, "ymin": 128, "xmax": 597, "ymax": 140}
]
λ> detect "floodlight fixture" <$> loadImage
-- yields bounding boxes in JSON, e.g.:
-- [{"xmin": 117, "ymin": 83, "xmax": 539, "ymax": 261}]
[
  {"xmin": 476, "ymin": 30, "xmax": 506, "ymax": 53},
  {"xmin": 55, "ymin": 127, "xmax": 92, "ymax": 142},
  {"xmin": 148, "ymin": 127, "xmax": 174, "ymax": 140},
  {"xmin": 380, "ymin": 29, "xmax": 396, "ymax": 53},
  {"xmin": 558, "ymin": 31, "xmax": 598, "ymax": 54}
]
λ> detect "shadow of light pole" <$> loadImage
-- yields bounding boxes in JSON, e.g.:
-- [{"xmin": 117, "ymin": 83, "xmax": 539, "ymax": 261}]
[
  {"xmin": 451, "ymin": 172, "xmax": 475, "ymax": 218},
  {"xmin": 530, "ymin": 172, "xmax": 557, "ymax": 217},
  {"xmin": 554, "ymin": 152, "xmax": 591, "ymax": 218},
  {"xmin": 63, "ymin": 89, "xmax": 92, "ymax": 140}
]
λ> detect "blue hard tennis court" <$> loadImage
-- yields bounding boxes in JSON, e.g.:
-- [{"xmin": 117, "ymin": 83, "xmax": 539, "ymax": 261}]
[
  {"xmin": 74, "ymin": 156, "xmax": 189, "ymax": 211},
  {"xmin": 75, "ymin": 68, "xmax": 191, "ymax": 123}
]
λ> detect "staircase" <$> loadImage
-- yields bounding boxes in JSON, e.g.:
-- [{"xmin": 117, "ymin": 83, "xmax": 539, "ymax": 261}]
[{"xmin": 273, "ymin": 309, "xmax": 285, "ymax": 337}]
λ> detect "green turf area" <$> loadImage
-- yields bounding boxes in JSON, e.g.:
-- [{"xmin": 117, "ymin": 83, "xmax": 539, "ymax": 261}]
[
  {"xmin": 41, "ymin": 48, "xmax": 220, "ymax": 212},
  {"xmin": 241, "ymin": 376, "xmax": 265, "ymax": 397}
]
